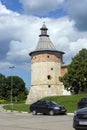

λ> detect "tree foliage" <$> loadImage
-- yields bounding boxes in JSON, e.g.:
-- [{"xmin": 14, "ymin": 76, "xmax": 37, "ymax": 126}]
[
  {"xmin": 60, "ymin": 48, "xmax": 87, "ymax": 94},
  {"xmin": 0, "ymin": 74, "xmax": 28, "ymax": 102},
  {"xmin": 0, "ymin": 74, "xmax": 7, "ymax": 99}
]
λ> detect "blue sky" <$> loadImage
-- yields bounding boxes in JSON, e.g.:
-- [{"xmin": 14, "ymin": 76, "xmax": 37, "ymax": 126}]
[
  {"xmin": 1, "ymin": 0, "xmax": 23, "ymax": 12},
  {"xmin": 0, "ymin": 0, "xmax": 87, "ymax": 89}
]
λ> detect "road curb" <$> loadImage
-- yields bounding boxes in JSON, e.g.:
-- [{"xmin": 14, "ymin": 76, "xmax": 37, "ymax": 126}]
[
  {"xmin": 2, "ymin": 108, "xmax": 74, "ymax": 115},
  {"xmin": 67, "ymin": 113, "xmax": 74, "ymax": 115}
]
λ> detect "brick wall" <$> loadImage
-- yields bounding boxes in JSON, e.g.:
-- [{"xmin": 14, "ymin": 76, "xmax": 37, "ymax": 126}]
[
  {"xmin": 31, "ymin": 52, "xmax": 62, "ymax": 63},
  {"xmin": 61, "ymin": 65, "xmax": 68, "ymax": 77}
]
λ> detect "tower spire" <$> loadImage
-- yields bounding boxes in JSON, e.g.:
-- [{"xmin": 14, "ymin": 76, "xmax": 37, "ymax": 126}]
[
  {"xmin": 39, "ymin": 22, "xmax": 49, "ymax": 37},
  {"xmin": 35, "ymin": 23, "xmax": 56, "ymax": 51}
]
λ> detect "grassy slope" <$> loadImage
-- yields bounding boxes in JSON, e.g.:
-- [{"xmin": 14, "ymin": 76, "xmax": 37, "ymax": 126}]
[
  {"xmin": 3, "ymin": 93, "xmax": 87, "ymax": 113},
  {"xmin": 43, "ymin": 94, "xmax": 87, "ymax": 112}
]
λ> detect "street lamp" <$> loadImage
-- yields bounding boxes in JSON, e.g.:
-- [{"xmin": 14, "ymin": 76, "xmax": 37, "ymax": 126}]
[{"xmin": 9, "ymin": 66, "xmax": 15, "ymax": 111}]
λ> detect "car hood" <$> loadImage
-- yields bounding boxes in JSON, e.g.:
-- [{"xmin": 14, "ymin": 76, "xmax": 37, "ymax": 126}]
[
  {"xmin": 56, "ymin": 105, "xmax": 65, "ymax": 109},
  {"xmin": 76, "ymin": 107, "xmax": 87, "ymax": 114}
]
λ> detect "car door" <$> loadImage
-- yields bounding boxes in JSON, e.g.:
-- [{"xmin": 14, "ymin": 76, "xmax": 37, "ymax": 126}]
[
  {"xmin": 35, "ymin": 101, "xmax": 46, "ymax": 113},
  {"xmin": 35, "ymin": 101, "xmax": 43, "ymax": 113},
  {"xmin": 40, "ymin": 101, "xmax": 49, "ymax": 114},
  {"xmin": 35, "ymin": 101, "xmax": 49, "ymax": 114}
]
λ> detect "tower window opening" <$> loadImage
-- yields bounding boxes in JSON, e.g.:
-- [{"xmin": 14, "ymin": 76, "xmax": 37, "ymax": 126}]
[
  {"xmin": 51, "ymin": 68, "xmax": 53, "ymax": 70},
  {"xmin": 47, "ymin": 75, "xmax": 51, "ymax": 80},
  {"xmin": 48, "ymin": 85, "xmax": 51, "ymax": 88},
  {"xmin": 47, "ymin": 55, "xmax": 49, "ymax": 58}
]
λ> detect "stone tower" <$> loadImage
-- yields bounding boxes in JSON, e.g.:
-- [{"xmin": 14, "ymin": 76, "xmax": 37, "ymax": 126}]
[{"xmin": 26, "ymin": 23, "xmax": 65, "ymax": 104}]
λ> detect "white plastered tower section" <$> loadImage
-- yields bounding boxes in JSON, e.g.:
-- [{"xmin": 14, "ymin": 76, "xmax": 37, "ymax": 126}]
[{"xmin": 26, "ymin": 24, "xmax": 65, "ymax": 104}]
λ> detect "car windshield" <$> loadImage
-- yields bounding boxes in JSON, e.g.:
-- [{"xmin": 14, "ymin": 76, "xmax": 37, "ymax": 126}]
[
  {"xmin": 47, "ymin": 101, "xmax": 58, "ymax": 106},
  {"xmin": 81, "ymin": 98, "xmax": 87, "ymax": 102}
]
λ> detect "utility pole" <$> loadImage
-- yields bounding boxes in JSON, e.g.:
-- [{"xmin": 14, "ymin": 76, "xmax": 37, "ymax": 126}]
[{"xmin": 9, "ymin": 66, "xmax": 15, "ymax": 111}]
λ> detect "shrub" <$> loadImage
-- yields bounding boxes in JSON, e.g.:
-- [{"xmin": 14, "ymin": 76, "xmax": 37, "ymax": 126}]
[{"xmin": 0, "ymin": 99, "xmax": 6, "ymax": 104}]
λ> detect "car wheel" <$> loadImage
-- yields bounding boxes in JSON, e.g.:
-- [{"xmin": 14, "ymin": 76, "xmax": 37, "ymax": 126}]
[
  {"xmin": 49, "ymin": 110, "xmax": 54, "ymax": 116},
  {"xmin": 63, "ymin": 112, "xmax": 66, "ymax": 115},
  {"xmin": 32, "ymin": 110, "xmax": 37, "ymax": 115}
]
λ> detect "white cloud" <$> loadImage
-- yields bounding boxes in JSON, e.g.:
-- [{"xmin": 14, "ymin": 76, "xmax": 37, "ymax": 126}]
[
  {"xmin": 46, "ymin": 17, "xmax": 87, "ymax": 63},
  {"xmin": 0, "ymin": 1, "xmax": 11, "ymax": 15},
  {"xmin": 70, "ymin": 38, "xmax": 87, "ymax": 54},
  {"xmin": 0, "ymin": 1, "xmax": 87, "ymax": 68},
  {"xmin": 0, "ymin": 61, "xmax": 12, "ymax": 68},
  {"xmin": 20, "ymin": 0, "xmax": 64, "ymax": 15},
  {"xmin": 65, "ymin": 0, "xmax": 87, "ymax": 31},
  {"xmin": 6, "ymin": 40, "xmax": 29, "ymax": 63},
  {"xmin": 0, "ymin": 1, "xmax": 87, "ymax": 87},
  {"xmin": 0, "ymin": 1, "xmax": 19, "ymax": 15}
]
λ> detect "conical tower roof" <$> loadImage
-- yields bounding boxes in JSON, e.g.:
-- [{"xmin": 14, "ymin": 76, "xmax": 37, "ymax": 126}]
[
  {"xmin": 36, "ymin": 23, "xmax": 56, "ymax": 51},
  {"xmin": 29, "ymin": 23, "xmax": 64, "ymax": 56}
]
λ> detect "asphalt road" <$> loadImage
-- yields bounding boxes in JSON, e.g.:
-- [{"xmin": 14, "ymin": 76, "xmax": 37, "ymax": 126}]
[{"xmin": 0, "ymin": 108, "xmax": 75, "ymax": 130}]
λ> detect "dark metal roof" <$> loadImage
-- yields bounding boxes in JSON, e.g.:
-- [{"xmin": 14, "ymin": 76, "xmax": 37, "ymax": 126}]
[
  {"xmin": 29, "ymin": 23, "xmax": 65, "ymax": 56},
  {"xmin": 36, "ymin": 23, "xmax": 56, "ymax": 51},
  {"xmin": 29, "ymin": 49, "xmax": 64, "ymax": 56},
  {"xmin": 36, "ymin": 36, "xmax": 56, "ymax": 51}
]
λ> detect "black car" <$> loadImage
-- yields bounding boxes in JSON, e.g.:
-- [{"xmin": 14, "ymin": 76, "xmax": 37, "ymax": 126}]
[
  {"xmin": 78, "ymin": 97, "xmax": 87, "ymax": 109},
  {"xmin": 30, "ymin": 100, "xmax": 67, "ymax": 115},
  {"xmin": 73, "ymin": 107, "xmax": 87, "ymax": 130}
]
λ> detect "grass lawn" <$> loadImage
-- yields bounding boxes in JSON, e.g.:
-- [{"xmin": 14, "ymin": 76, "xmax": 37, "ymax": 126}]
[
  {"xmin": 3, "ymin": 93, "xmax": 87, "ymax": 113},
  {"xmin": 3, "ymin": 104, "xmax": 30, "ymax": 112},
  {"xmin": 43, "ymin": 93, "xmax": 87, "ymax": 113}
]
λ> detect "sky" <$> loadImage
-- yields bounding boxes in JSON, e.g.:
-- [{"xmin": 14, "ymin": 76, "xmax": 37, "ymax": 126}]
[{"xmin": 0, "ymin": 0, "xmax": 87, "ymax": 89}]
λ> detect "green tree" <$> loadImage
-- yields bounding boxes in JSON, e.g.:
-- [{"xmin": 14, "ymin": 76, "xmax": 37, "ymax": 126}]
[
  {"xmin": 0, "ymin": 74, "xmax": 8, "ymax": 99},
  {"xmin": 0, "ymin": 74, "xmax": 28, "ymax": 101},
  {"xmin": 60, "ymin": 48, "xmax": 87, "ymax": 94},
  {"xmin": 6, "ymin": 76, "xmax": 28, "ymax": 102}
]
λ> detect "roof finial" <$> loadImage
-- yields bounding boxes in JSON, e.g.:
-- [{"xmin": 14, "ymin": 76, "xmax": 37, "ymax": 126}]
[
  {"xmin": 43, "ymin": 21, "xmax": 45, "ymax": 24},
  {"xmin": 41, "ymin": 22, "xmax": 47, "ymax": 29}
]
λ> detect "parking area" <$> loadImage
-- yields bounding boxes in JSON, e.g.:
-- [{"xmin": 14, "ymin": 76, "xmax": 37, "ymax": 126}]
[{"xmin": 0, "ymin": 109, "xmax": 74, "ymax": 130}]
